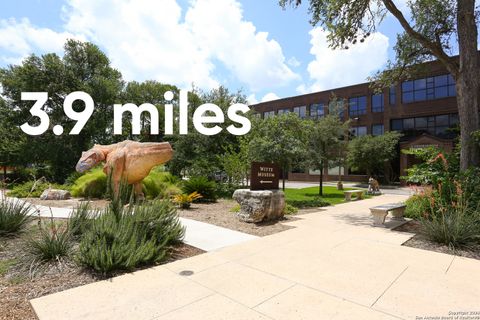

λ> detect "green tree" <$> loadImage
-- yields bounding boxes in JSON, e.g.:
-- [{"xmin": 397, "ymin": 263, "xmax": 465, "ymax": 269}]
[
  {"xmin": 167, "ymin": 86, "xmax": 248, "ymax": 178},
  {"xmin": 120, "ymin": 80, "xmax": 179, "ymax": 142},
  {"xmin": 219, "ymin": 138, "xmax": 250, "ymax": 185},
  {"xmin": 0, "ymin": 40, "xmax": 123, "ymax": 182},
  {"xmin": 0, "ymin": 98, "xmax": 26, "ymax": 180},
  {"xmin": 248, "ymin": 113, "xmax": 308, "ymax": 190},
  {"xmin": 304, "ymin": 115, "xmax": 349, "ymax": 195},
  {"xmin": 281, "ymin": 0, "xmax": 480, "ymax": 171},
  {"xmin": 347, "ymin": 131, "xmax": 402, "ymax": 178}
]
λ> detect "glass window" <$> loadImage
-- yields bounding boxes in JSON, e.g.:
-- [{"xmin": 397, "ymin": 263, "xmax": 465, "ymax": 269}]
[
  {"xmin": 263, "ymin": 111, "xmax": 275, "ymax": 119},
  {"xmin": 402, "ymin": 74, "xmax": 456, "ymax": 103},
  {"xmin": 403, "ymin": 118, "xmax": 415, "ymax": 130},
  {"xmin": 372, "ymin": 94, "xmax": 384, "ymax": 113},
  {"xmin": 293, "ymin": 106, "xmax": 307, "ymax": 119},
  {"xmin": 415, "ymin": 117, "xmax": 428, "ymax": 129},
  {"xmin": 277, "ymin": 108, "xmax": 290, "ymax": 115},
  {"xmin": 349, "ymin": 96, "xmax": 367, "ymax": 117},
  {"xmin": 436, "ymin": 114, "xmax": 449, "ymax": 126},
  {"xmin": 351, "ymin": 126, "xmax": 367, "ymax": 137},
  {"xmin": 450, "ymin": 114, "xmax": 459, "ymax": 125},
  {"xmin": 391, "ymin": 119, "xmax": 403, "ymax": 131},
  {"xmin": 309, "ymin": 103, "xmax": 324, "ymax": 119},
  {"xmin": 372, "ymin": 124, "xmax": 384, "ymax": 136},
  {"xmin": 329, "ymin": 99, "xmax": 345, "ymax": 119},
  {"xmin": 389, "ymin": 86, "xmax": 396, "ymax": 105}
]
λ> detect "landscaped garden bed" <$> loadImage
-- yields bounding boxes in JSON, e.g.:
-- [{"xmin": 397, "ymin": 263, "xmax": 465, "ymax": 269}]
[{"xmin": 394, "ymin": 220, "xmax": 480, "ymax": 261}]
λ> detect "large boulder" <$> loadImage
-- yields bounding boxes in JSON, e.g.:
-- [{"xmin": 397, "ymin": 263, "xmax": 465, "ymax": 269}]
[
  {"xmin": 40, "ymin": 189, "xmax": 71, "ymax": 200},
  {"xmin": 233, "ymin": 189, "xmax": 285, "ymax": 223}
]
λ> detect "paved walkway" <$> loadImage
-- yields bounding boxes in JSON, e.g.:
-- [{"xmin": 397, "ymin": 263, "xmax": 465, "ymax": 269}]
[
  {"xmin": 1, "ymin": 194, "xmax": 257, "ymax": 251},
  {"xmin": 30, "ymin": 194, "xmax": 480, "ymax": 320}
]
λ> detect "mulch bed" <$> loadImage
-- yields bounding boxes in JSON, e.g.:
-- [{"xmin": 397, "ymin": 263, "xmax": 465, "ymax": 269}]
[
  {"xmin": 394, "ymin": 220, "xmax": 480, "ymax": 260},
  {"xmin": 178, "ymin": 199, "xmax": 300, "ymax": 237},
  {"xmin": 0, "ymin": 226, "xmax": 204, "ymax": 320}
]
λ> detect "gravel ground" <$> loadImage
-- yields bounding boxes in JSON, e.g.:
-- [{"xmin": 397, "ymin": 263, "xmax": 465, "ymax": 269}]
[
  {"xmin": 394, "ymin": 220, "xmax": 480, "ymax": 260},
  {"xmin": 178, "ymin": 199, "xmax": 299, "ymax": 237}
]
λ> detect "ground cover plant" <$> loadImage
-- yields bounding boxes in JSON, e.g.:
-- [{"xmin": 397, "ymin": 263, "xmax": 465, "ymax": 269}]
[{"xmin": 404, "ymin": 147, "xmax": 480, "ymax": 249}]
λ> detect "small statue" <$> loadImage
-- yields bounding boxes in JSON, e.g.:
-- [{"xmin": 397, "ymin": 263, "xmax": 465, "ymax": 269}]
[
  {"xmin": 367, "ymin": 177, "xmax": 381, "ymax": 195},
  {"xmin": 75, "ymin": 140, "xmax": 173, "ymax": 199}
]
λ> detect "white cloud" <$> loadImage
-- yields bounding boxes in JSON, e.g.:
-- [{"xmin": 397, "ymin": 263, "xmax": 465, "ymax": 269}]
[
  {"xmin": 185, "ymin": 0, "xmax": 299, "ymax": 91},
  {"xmin": 298, "ymin": 28, "xmax": 389, "ymax": 94},
  {"xmin": 0, "ymin": 18, "xmax": 81, "ymax": 65},
  {"xmin": 63, "ymin": 0, "xmax": 218, "ymax": 89},
  {"xmin": 261, "ymin": 92, "xmax": 280, "ymax": 102},
  {"xmin": 0, "ymin": 0, "xmax": 298, "ymax": 93},
  {"xmin": 247, "ymin": 93, "xmax": 258, "ymax": 105},
  {"xmin": 287, "ymin": 56, "xmax": 301, "ymax": 68}
]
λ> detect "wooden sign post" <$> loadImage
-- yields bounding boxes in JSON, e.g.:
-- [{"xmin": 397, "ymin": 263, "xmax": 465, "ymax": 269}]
[{"xmin": 250, "ymin": 162, "xmax": 280, "ymax": 190}]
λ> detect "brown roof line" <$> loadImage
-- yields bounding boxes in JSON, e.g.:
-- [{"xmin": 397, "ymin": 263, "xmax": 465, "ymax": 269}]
[{"xmin": 249, "ymin": 81, "xmax": 370, "ymax": 107}]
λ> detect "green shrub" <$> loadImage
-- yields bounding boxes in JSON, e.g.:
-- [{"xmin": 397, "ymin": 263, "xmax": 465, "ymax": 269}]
[
  {"xmin": 142, "ymin": 171, "xmax": 181, "ymax": 199},
  {"xmin": 72, "ymin": 168, "xmax": 182, "ymax": 199},
  {"xmin": 182, "ymin": 177, "xmax": 217, "ymax": 202},
  {"xmin": 421, "ymin": 203, "xmax": 480, "ymax": 248},
  {"xmin": 283, "ymin": 203, "xmax": 298, "ymax": 215},
  {"xmin": 70, "ymin": 168, "xmax": 107, "ymax": 198},
  {"xmin": 68, "ymin": 202, "xmax": 97, "ymax": 239},
  {"xmin": 405, "ymin": 193, "xmax": 432, "ymax": 220},
  {"xmin": 78, "ymin": 200, "xmax": 184, "ymax": 274},
  {"xmin": 8, "ymin": 180, "xmax": 67, "ymax": 198},
  {"xmin": 286, "ymin": 198, "xmax": 329, "ymax": 208},
  {"xmin": 0, "ymin": 198, "xmax": 33, "ymax": 236},
  {"xmin": 216, "ymin": 183, "xmax": 243, "ymax": 199},
  {"xmin": 25, "ymin": 221, "xmax": 72, "ymax": 262}
]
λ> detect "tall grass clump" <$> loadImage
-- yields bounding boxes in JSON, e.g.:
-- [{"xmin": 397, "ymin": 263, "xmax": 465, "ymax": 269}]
[
  {"xmin": 25, "ymin": 220, "xmax": 72, "ymax": 263},
  {"xmin": 0, "ymin": 198, "xmax": 33, "ymax": 236}
]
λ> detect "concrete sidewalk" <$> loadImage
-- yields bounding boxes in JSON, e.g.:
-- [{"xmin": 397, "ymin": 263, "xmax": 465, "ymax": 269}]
[{"xmin": 31, "ymin": 194, "xmax": 480, "ymax": 320}]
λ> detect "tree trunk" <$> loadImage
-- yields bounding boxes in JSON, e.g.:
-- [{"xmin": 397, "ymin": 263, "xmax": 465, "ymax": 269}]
[
  {"xmin": 456, "ymin": 0, "xmax": 480, "ymax": 170},
  {"xmin": 282, "ymin": 167, "xmax": 286, "ymax": 191},
  {"xmin": 319, "ymin": 162, "xmax": 323, "ymax": 196}
]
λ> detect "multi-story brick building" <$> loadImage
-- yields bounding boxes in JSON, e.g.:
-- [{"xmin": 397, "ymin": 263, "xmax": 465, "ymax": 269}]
[{"xmin": 250, "ymin": 60, "xmax": 460, "ymax": 183}]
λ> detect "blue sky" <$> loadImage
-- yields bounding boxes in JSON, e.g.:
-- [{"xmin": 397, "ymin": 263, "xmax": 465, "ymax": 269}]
[{"xmin": 0, "ymin": 0, "xmax": 410, "ymax": 103}]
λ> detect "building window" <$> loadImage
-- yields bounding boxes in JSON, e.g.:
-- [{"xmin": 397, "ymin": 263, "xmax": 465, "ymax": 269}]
[
  {"xmin": 402, "ymin": 74, "xmax": 456, "ymax": 103},
  {"xmin": 277, "ymin": 108, "xmax": 290, "ymax": 115},
  {"xmin": 310, "ymin": 103, "xmax": 325, "ymax": 119},
  {"xmin": 350, "ymin": 126, "xmax": 367, "ymax": 137},
  {"xmin": 263, "ymin": 111, "xmax": 275, "ymax": 119},
  {"xmin": 372, "ymin": 94, "xmax": 384, "ymax": 113},
  {"xmin": 349, "ymin": 96, "xmax": 367, "ymax": 117},
  {"xmin": 389, "ymin": 86, "xmax": 396, "ymax": 105},
  {"xmin": 372, "ymin": 124, "xmax": 384, "ymax": 136},
  {"xmin": 329, "ymin": 99, "xmax": 345, "ymax": 119},
  {"xmin": 293, "ymin": 106, "xmax": 307, "ymax": 119},
  {"xmin": 391, "ymin": 114, "xmax": 459, "ymax": 138}
]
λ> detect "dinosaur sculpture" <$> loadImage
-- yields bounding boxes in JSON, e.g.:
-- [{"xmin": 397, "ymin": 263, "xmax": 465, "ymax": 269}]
[{"xmin": 75, "ymin": 140, "xmax": 173, "ymax": 199}]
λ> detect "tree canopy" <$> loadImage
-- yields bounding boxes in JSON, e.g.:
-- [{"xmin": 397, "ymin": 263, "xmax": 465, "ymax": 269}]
[{"xmin": 280, "ymin": 0, "xmax": 480, "ymax": 170}]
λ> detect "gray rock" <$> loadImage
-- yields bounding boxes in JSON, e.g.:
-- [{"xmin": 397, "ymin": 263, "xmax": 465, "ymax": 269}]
[
  {"xmin": 40, "ymin": 189, "xmax": 71, "ymax": 200},
  {"xmin": 232, "ymin": 189, "xmax": 285, "ymax": 223}
]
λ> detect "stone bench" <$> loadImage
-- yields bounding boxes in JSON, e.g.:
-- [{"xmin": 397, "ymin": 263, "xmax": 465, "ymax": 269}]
[
  {"xmin": 343, "ymin": 190, "xmax": 364, "ymax": 201},
  {"xmin": 369, "ymin": 203, "xmax": 406, "ymax": 227}
]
